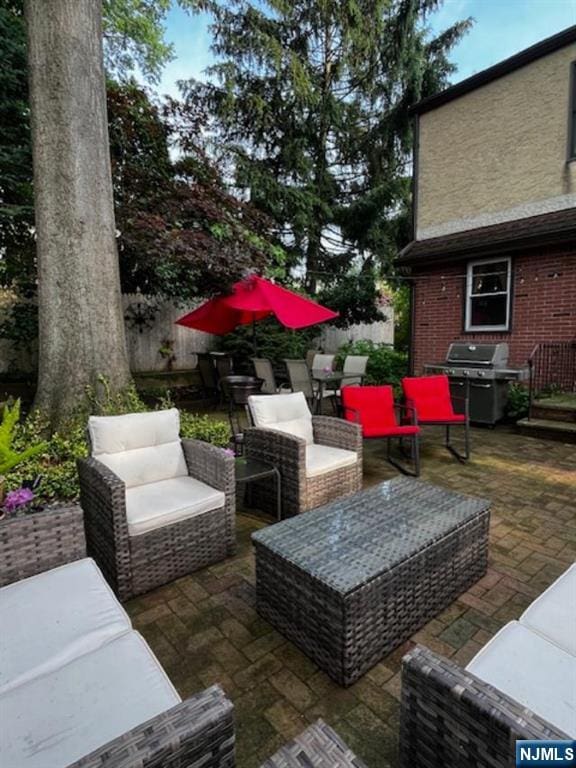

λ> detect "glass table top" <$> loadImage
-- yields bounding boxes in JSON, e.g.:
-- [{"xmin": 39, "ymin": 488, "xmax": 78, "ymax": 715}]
[{"xmin": 252, "ymin": 477, "xmax": 489, "ymax": 595}]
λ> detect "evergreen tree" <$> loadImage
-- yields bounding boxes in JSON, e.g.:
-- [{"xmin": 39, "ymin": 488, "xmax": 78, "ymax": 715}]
[{"xmin": 190, "ymin": 0, "xmax": 471, "ymax": 296}]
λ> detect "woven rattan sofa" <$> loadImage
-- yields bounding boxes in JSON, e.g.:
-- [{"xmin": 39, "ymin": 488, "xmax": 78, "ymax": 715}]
[
  {"xmin": 400, "ymin": 563, "xmax": 576, "ymax": 767},
  {"xmin": 0, "ymin": 543, "xmax": 234, "ymax": 768},
  {"xmin": 245, "ymin": 392, "xmax": 362, "ymax": 516},
  {"xmin": 77, "ymin": 409, "xmax": 235, "ymax": 600}
]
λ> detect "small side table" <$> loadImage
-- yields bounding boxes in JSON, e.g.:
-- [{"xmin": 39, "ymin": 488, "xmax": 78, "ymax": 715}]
[
  {"xmin": 0, "ymin": 503, "xmax": 86, "ymax": 588},
  {"xmin": 235, "ymin": 458, "xmax": 282, "ymax": 521}
]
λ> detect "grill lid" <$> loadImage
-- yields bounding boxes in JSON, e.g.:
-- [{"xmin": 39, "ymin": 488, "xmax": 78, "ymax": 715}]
[{"xmin": 446, "ymin": 342, "xmax": 509, "ymax": 367}]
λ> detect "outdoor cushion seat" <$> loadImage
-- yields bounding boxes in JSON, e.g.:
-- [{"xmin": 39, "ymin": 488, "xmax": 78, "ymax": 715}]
[
  {"xmin": 0, "ymin": 558, "xmax": 131, "ymax": 694},
  {"xmin": 248, "ymin": 391, "xmax": 315, "ymax": 444},
  {"xmin": 519, "ymin": 562, "xmax": 576, "ymax": 656},
  {"xmin": 305, "ymin": 444, "xmax": 358, "ymax": 478},
  {"xmin": 402, "ymin": 375, "xmax": 465, "ymax": 422},
  {"xmin": 363, "ymin": 424, "xmax": 420, "ymax": 438},
  {"xmin": 0, "ymin": 630, "xmax": 181, "ymax": 768},
  {"xmin": 466, "ymin": 621, "xmax": 576, "ymax": 737},
  {"xmin": 89, "ymin": 409, "xmax": 189, "ymax": 488},
  {"xmin": 125, "ymin": 475, "xmax": 226, "ymax": 536}
]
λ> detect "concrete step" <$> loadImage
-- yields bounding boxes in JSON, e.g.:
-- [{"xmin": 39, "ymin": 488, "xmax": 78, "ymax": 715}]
[
  {"xmin": 517, "ymin": 417, "xmax": 576, "ymax": 444},
  {"xmin": 530, "ymin": 402, "xmax": 576, "ymax": 423}
]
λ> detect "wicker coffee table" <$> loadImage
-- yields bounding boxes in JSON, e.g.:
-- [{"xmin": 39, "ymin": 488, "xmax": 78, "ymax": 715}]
[{"xmin": 252, "ymin": 477, "xmax": 490, "ymax": 686}]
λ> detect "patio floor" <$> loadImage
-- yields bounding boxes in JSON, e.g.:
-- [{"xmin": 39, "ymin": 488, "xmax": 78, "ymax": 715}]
[{"xmin": 126, "ymin": 425, "xmax": 576, "ymax": 768}]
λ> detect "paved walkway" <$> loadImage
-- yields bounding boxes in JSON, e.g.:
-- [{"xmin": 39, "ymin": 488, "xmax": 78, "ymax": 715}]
[{"xmin": 127, "ymin": 426, "xmax": 576, "ymax": 768}]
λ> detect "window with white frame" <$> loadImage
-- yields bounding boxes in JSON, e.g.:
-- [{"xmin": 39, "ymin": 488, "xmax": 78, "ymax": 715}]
[{"xmin": 465, "ymin": 257, "xmax": 511, "ymax": 332}]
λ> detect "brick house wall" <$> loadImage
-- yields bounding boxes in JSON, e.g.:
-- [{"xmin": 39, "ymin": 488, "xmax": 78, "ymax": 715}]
[{"xmin": 411, "ymin": 245, "xmax": 576, "ymax": 373}]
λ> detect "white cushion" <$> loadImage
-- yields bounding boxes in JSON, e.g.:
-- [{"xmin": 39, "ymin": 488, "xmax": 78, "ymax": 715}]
[
  {"xmin": 97, "ymin": 441, "xmax": 188, "ymax": 488},
  {"xmin": 126, "ymin": 475, "xmax": 225, "ymax": 536},
  {"xmin": 520, "ymin": 563, "xmax": 576, "ymax": 656},
  {"xmin": 249, "ymin": 392, "xmax": 314, "ymax": 445},
  {"xmin": 305, "ymin": 444, "xmax": 358, "ymax": 478},
  {"xmin": 90, "ymin": 409, "xmax": 188, "ymax": 488},
  {"xmin": 0, "ymin": 631, "xmax": 181, "ymax": 768},
  {"xmin": 89, "ymin": 408, "xmax": 181, "ymax": 454},
  {"xmin": 466, "ymin": 621, "xmax": 576, "ymax": 736},
  {"xmin": 0, "ymin": 558, "xmax": 131, "ymax": 695}
]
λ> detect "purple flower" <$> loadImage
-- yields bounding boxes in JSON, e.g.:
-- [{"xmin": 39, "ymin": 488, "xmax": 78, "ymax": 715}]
[
  {"xmin": 323, "ymin": 366, "xmax": 332, "ymax": 373},
  {"xmin": 3, "ymin": 487, "xmax": 35, "ymax": 513},
  {"xmin": 223, "ymin": 448, "xmax": 236, "ymax": 457}
]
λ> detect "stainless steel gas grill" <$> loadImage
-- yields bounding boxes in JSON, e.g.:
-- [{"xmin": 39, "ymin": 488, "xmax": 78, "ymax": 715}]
[{"xmin": 424, "ymin": 342, "xmax": 527, "ymax": 425}]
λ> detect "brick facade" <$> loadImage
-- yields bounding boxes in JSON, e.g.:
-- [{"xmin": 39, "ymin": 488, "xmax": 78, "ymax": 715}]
[{"xmin": 411, "ymin": 245, "xmax": 576, "ymax": 373}]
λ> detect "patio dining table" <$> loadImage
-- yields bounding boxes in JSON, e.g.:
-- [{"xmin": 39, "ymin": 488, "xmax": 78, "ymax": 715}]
[{"xmin": 311, "ymin": 370, "xmax": 362, "ymax": 413}]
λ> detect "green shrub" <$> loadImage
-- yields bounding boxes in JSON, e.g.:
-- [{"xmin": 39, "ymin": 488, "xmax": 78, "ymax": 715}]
[
  {"xmin": 6, "ymin": 384, "xmax": 230, "ymax": 503},
  {"xmin": 335, "ymin": 340, "xmax": 408, "ymax": 392},
  {"xmin": 179, "ymin": 412, "xmax": 230, "ymax": 447},
  {"xmin": 505, "ymin": 383, "xmax": 530, "ymax": 421},
  {"xmin": 0, "ymin": 399, "xmax": 47, "ymax": 476},
  {"xmin": 218, "ymin": 318, "xmax": 319, "ymax": 372}
]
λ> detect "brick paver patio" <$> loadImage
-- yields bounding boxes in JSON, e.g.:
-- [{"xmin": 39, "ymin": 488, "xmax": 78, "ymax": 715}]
[{"xmin": 126, "ymin": 426, "xmax": 576, "ymax": 768}]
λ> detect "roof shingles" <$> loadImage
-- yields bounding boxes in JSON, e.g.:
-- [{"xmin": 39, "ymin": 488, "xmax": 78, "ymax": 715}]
[{"xmin": 397, "ymin": 208, "xmax": 576, "ymax": 266}]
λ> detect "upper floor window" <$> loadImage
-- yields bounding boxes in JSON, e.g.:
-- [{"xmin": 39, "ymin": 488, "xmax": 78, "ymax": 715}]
[
  {"xmin": 570, "ymin": 61, "xmax": 576, "ymax": 161},
  {"xmin": 465, "ymin": 257, "xmax": 511, "ymax": 332}
]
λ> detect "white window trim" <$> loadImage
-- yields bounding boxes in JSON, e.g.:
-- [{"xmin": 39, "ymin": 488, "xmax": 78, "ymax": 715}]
[{"xmin": 465, "ymin": 256, "xmax": 511, "ymax": 332}]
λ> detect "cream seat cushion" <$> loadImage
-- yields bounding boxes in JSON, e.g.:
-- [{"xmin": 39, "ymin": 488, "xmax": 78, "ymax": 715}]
[
  {"xmin": 305, "ymin": 444, "xmax": 357, "ymax": 478},
  {"xmin": 466, "ymin": 621, "xmax": 576, "ymax": 736},
  {"xmin": 126, "ymin": 476, "xmax": 225, "ymax": 536},
  {"xmin": 519, "ymin": 563, "xmax": 576, "ymax": 656},
  {"xmin": 0, "ymin": 631, "xmax": 181, "ymax": 768},
  {"xmin": 0, "ymin": 558, "xmax": 131, "ymax": 694},
  {"xmin": 89, "ymin": 409, "xmax": 188, "ymax": 488},
  {"xmin": 249, "ymin": 392, "xmax": 314, "ymax": 444}
]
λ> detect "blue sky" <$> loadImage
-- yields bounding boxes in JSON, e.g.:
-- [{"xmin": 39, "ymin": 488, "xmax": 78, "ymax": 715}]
[{"xmin": 156, "ymin": 0, "xmax": 575, "ymax": 98}]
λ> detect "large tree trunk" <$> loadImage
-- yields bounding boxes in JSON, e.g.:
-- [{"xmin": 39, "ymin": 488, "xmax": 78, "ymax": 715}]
[{"xmin": 25, "ymin": 0, "xmax": 130, "ymax": 428}]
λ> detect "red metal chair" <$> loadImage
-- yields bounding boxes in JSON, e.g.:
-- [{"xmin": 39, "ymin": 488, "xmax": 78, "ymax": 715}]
[
  {"xmin": 341, "ymin": 385, "xmax": 420, "ymax": 476},
  {"xmin": 402, "ymin": 374, "xmax": 470, "ymax": 462}
]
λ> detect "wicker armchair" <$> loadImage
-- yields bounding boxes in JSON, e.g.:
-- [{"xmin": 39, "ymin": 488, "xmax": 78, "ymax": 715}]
[
  {"xmin": 245, "ymin": 392, "xmax": 362, "ymax": 517},
  {"xmin": 400, "ymin": 644, "xmax": 570, "ymax": 768},
  {"xmin": 77, "ymin": 409, "xmax": 235, "ymax": 600}
]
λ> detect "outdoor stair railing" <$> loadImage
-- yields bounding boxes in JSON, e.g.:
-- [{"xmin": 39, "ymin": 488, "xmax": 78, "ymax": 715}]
[{"xmin": 527, "ymin": 339, "xmax": 576, "ymax": 420}]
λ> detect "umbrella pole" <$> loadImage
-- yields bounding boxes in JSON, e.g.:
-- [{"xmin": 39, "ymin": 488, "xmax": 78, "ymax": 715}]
[{"xmin": 252, "ymin": 315, "xmax": 257, "ymax": 354}]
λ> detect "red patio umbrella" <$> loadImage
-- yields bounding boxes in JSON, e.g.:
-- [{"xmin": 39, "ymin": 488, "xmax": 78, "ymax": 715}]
[{"xmin": 175, "ymin": 275, "xmax": 338, "ymax": 337}]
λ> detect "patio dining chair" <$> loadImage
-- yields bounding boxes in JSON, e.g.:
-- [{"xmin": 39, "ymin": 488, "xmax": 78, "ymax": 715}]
[
  {"xmin": 77, "ymin": 408, "xmax": 235, "ymax": 600},
  {"xmin": 402, "ymin": 374, "xmax": 470, "ymax": 462},
  {"xmin": 245, "ymin": 391, "xmax": 362, "ymax": 516},
  {"xmin": 335, "ymin": 355, "xmax": 369, "ymax": 398},
  {"xmin": 311, "ymin": 353, "xmax": 335, "ymax": 373},
  {"xmin": 251, "ymin": 358, "xmax": 291, "ymax": 395},
  {"xmin": 342, "ymin": 355, "xmax": 368, "ymax": 385},
  {"xmin": 284, "ymin": 359, "xmax": 315, "ymax": 402},
  {"xmin": 341, "ymin": 385, "xmax": 420, "ymax": 476},
  {"xmin": 197, "ymin": 353, "xmax": 218, "ymax": 396},
  {"xmin": 285, "ymin": 359, "xmax": 336, "ymax": 413}
]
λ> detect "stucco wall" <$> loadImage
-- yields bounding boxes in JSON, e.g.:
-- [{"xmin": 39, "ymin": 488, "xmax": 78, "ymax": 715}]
[{"xmin": 416, "ymin": 43, "xmax": 576, "ymax": 240}]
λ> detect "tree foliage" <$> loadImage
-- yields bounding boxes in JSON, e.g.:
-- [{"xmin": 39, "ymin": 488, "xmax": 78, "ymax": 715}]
[
  {"xmin": 0, "ymin": 2, "xmax": 281, "ymax": 315},
  {"xmin": 189, "ymin": 0, "xmax": 471, "ymax": 294},
  {"xmin": 108, "ymin": 80, "xmax": 277, "ymax": 299}
]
